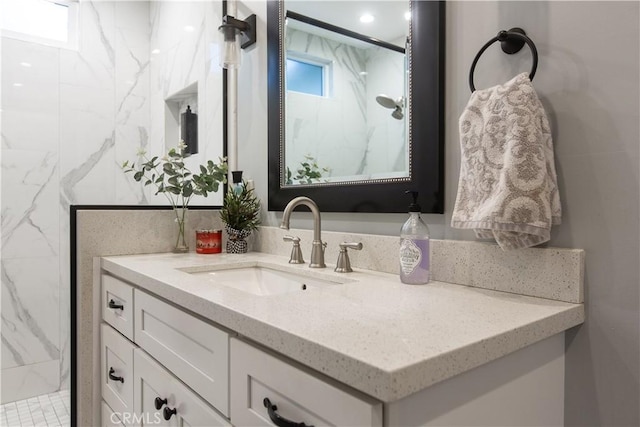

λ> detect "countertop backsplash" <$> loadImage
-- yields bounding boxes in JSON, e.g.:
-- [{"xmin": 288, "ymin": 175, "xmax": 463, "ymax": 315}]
[{"xmin": 254, "ymin": 226, "xmax": 584, "ymax": 304}]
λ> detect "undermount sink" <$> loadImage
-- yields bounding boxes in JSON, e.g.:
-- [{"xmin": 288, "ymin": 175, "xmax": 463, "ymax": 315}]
[{"xmin": 187, "ymin": 265, "xmax": 344, "ymax": 296}]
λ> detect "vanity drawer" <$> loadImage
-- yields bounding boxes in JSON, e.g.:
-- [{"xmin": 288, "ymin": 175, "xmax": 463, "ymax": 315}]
[
  {"xmin": 101, "ymin": 400, "xmax": 124, "ymax": 427},
  {"xmin": 102, "ymin": 274, "xmax": 134, "ymax": 340},
  {"xmin": 133, "ymin": 289, "xmax": 229, "ymax": 416},
  {"xmin": 133, "ymin": 349, "xmax": 231, "ymax": 427},
  {"xmin": 230, "ymin": 338, "xmax": 383, "ymax": 427},
  {"xmin": 101, "ymin": 323, "xmax": 135, "ymax": 424}
]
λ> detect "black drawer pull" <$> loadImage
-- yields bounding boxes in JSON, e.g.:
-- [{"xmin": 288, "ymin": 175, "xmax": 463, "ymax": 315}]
[
  {"xmin": 108, "ymin": 299, "xmax": 124, "ymax": 310},
  {"xmin": 163, "ymin": 406, "xmax": 177, "ymax": 421},
  {"xmin": 263, "ymin": 398, "xmax": 313, "ymax": 427},
  {"xmin": 154, "ymin": 397, "xmax": 167, "ymax": 410},
  {"xmin": 108, "ymin": 367, "xmax": 124, "ymax": 383}
]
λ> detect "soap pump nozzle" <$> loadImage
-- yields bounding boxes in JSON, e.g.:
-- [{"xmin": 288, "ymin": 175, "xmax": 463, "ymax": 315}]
[{"xmin": 406, "ymin": 190, "xmax": 421, "ymax": 212}]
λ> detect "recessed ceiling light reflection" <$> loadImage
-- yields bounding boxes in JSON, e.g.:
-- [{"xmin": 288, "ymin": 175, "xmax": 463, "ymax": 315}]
[
  {"xmin": 404, "ymin": 11, "xmax": 411, "ymax": 21},
  {"xmin": 184, "ymin": 25, "xmax": 195, "ymax": 32},
  {"xmin": 151, "ymin": 48, "xmax": 161, "ymax": 54},
  {"xmin": 20, "ymin": 62, "xmax": 32, "ymax": 68},
  {"xmin": 360, "ymin": 14, "xmax": 374, "ymax": 23},
  {"xmin": 359, "ymin": 71, "xmax": 368, "ymax": 76},
  {"xmin": 13, "ymin": 83, "xmax": 23, "ymax": 87}
]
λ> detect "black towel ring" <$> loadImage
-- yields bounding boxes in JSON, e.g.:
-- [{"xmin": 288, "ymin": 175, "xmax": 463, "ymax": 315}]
[{"xmin": 468, "ymin": 27, "xmax": 538, "ymax": 92}]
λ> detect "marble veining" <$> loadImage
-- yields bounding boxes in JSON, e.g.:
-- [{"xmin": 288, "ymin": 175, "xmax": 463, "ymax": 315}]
[
  {"xmin": 1, "ymin": 0, "xmax": 158, "ymax": 402},
  {"xmin": 1, "ymin": 151, "xmax": 58, "ymax": 258},
  {"xmin": 284, "ymin": 27, "xmax": 406, "ymax": 181},
  {"xmin": 1, "ymin": 259, "xmax": 59, "ymax": 368},
  {"xmin": 60, "ymin": 134, "xmax": 115, "ymax": 209},
  {"xmin": 88, "ymin": 1, "xmax": 116, "ymax": 67}
]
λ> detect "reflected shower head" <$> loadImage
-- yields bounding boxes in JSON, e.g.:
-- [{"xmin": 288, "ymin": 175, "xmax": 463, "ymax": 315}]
[
  {"xmin": 376, "ymin": 94, "xmax": 405, "ymax": 120},
  {"xmin": 391, "ymin": 107, "xmax": 404, "ymax": 120},
  {"xmin": 376, "ymin": 94, "xmax": 398, "ymax": 109}
]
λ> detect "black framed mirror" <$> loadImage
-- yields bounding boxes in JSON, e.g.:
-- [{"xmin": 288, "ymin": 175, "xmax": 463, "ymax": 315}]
[{"xmin": 267, "ymin": 0, "xmax": 445, "ymax": 213}]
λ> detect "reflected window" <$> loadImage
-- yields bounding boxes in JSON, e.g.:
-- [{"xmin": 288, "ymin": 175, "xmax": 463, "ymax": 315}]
[{"xmin": 286, "ymin": 53, "xmax": 331, "ymax": 97}]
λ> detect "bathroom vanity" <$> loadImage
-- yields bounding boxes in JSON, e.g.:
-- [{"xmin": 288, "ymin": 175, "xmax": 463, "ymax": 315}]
[{"xmin": 97, "ymin": 251, "xmax": 583, "ymax": 426}]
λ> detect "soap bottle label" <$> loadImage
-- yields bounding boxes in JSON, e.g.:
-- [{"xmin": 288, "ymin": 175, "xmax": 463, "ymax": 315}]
[{"xmin": 400, "ymin": 239, "xmax": 422, "ymax": 275}]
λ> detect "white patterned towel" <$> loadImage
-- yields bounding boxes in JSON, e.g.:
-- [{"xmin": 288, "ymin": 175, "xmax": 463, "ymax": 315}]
[{"xmin": 451, "ymin": 73, "xmax": 561, "ymax": 250}]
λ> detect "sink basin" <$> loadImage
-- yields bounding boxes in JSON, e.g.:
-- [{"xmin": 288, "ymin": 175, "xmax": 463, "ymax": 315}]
[{"xmin": 188, "ymin": 265, "xmax": 343, "ymax": 296}]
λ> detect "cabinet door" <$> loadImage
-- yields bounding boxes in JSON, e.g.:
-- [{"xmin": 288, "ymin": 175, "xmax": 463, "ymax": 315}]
[
  {"xmin": 133, "ymin": 349, "xmax": 231, "ymax": 427},
  {"xmin": 230, "ymin": 338, "xmax": 382, "ymax": 427},
  {"xmin": 102, "ymin": 401, "xmax": 124, "ymax": 427},
  {"xmin": 102, "ymin": 274, "xmax": 135, "ymax": 340},
  {"xmin": 134, "ymin": 289, "xmax": 229, "ymax": 416},
  {"xmin": 102, "ymin": 324, "xmax": 135, "ymax": 424}
]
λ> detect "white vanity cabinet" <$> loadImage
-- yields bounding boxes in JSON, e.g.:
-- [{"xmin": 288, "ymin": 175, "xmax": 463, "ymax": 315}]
[
  {"xmin": 100, "ymin": 273, "xmax": 231, "ymax": 427},
  {"xmin": 230, "ymin": 338, "xmax": 383, "ymax": 427},
  {"xmin": 100, "ymin": 272, "xmax": 384, "ymax": 427},
  {"xmin": 133, "ymin": 350, "xmax": 231, "ymax": 427},
  {"xmin": 134, "ymin": 289, "xmax": 229, "ymax": 416},
  {"xmin": 99, "ymin": 260, "xmax": 573, "ymax": 427}
]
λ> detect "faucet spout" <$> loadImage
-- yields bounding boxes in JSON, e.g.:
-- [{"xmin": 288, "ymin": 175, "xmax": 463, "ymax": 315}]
[{"xmin": 280, "ymin": 196, "xmax": 325, "ymax": 268}]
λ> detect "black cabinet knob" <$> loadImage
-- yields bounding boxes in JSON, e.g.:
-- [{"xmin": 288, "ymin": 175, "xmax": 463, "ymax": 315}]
[
  {"xmin": 108, "ymin": 299, "xmax": 124, "ymax": 310},
  {"xmin": 154, "ymin": 397, "xmax": 167, "ymax": 410},
  {"xmin": 263, "ymin": 398, "xmax": 313, "ymax": 427},
  {"xmin": 108, "ymin": 367, "xmax": 124, "ymax": 383},
  {"xmin": 163, "ymin": 406, "xmax": 177, "ymax": 421}
]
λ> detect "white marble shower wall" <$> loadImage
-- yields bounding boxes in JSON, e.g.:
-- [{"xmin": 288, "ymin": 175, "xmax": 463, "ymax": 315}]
[
  {"xmin": 284, "ymin": 28, "xmax": 406, "ymax": 179},
  {"xmin": 148, "ymin": 0, "xmax": 225, "ymax": 206},
  {"xmin": 1, "ymin": 0, "xmax": 224, "ymax": 403},
  {"xmin": 364, "ymin": 42, "xmax": 406, "ymax": 175},
  {"xmin": 1, "ymin": 0, "xmax": 150, "ymax": 403},
  {"xmin": 285, "ymin": 28, "xmax": 367, "ymax": 178}
]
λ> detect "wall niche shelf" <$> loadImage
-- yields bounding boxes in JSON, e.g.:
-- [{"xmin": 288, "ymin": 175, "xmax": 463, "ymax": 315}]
[{"xmin": 165, "ymin": 82, "xmax": 199, "ymax": 155}]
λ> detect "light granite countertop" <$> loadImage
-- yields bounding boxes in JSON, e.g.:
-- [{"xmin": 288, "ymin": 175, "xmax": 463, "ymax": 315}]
[{"xmin": 101, "ymin": 252, "xmax": 584, "ymax": 403}]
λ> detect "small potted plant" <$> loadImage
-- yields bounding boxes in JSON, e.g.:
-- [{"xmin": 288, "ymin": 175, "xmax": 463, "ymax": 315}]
[
  {"xmin": 220, "ymin": 181, "xmax": 261, "ymax": 253},
  {"xmin": 122, "ymin": 142, "xmax": 227, "ymax": 253}
]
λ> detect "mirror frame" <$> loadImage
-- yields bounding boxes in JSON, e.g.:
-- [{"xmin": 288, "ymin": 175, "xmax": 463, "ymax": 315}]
[{"xmin": 267, "ymin": 0, "xmax": 445, "ymax": 213}]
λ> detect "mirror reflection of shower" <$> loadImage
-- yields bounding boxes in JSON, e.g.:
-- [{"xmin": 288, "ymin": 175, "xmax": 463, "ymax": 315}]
[{"xmin": 376, "ymin": 94, "xmax": 405, "ymax": 120}]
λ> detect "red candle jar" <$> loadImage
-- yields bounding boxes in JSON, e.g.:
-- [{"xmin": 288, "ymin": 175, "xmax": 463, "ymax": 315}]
[{"xmin": 196, "ymin": 229, "xmax": 222, "ymax": 254}]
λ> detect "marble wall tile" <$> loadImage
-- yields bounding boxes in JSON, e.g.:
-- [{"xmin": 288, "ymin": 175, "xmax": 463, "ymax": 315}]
[
  {"xmin": 59, "ymin": 84, "xmax": 116, "ymax": 206},
  {"xmin": 1, "ymin": 150, "xmax": 59, "ymax": 259},
  {"xmin": 285, "ymin": 28, "xmax": 367, "ymax": 179},
  {"xmin": 1, "ymin": 38, "xmax": 59, "ymax": 152},
  {"xmin": 364, "ymin": 44, "xmax": 406, "ymax": 175},
  {"xmin": 3, "ymin": 0, "xmax": 225, "ymax": 401},
  {"xmin": 1, "ymin": 257, "xmax": 59, "ymax": 369},
  {"xmin": 1, "ymin": 361, "xmax": 60, "ymax": 404},
  {"xmin": 60, "ymin": 1, "xmax": 115, "ymax": 90},
  {"xmin": 114, "ymin": 4, "xmax": 150, "ymax": 205},
  {"xmin": 58, "ymin": 205, "xmax": 71, "ymax": 392},
  {"xmin": 147, "ymin": 0, "xmax": 224, "ymax": 207}
]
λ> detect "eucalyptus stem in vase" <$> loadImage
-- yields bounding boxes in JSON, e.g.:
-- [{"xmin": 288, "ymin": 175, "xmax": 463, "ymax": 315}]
[{"xmin": 122, "ymin": 142, "xmax": 228, "ymax": 252}]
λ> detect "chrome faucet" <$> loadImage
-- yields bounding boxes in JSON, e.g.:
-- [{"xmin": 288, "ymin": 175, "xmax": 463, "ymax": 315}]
[{"xmin": 280, "ymin": 196, "xmax": 326, "ymax": 268}]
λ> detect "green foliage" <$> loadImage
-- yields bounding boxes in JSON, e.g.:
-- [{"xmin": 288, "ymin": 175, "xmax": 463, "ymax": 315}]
[
  {"xmin": 220, "ymin": 182, "xmax": 261, "ymax": 232},
  {"xmin": 285, "ymin": 155, "xmax": 330, "ymax": 185},
  {"xmin": 122, "ymin": 143, "xmax": 227, "ymax": 209}
]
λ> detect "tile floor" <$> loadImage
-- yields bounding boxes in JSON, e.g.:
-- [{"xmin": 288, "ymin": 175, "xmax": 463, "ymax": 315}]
[{"xmin": 0, "ymin": 390, "xmax": 69, "ymax": 427}]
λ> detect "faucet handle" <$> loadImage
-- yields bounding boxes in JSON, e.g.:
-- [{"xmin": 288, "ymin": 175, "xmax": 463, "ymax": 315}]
[
  {"xmin": 335, "ymin": 242, "xmax": 363, "ymax": 273},
  {"xmin": 283, "ymin": 235, "xmax": 305, "ymax": 264}
]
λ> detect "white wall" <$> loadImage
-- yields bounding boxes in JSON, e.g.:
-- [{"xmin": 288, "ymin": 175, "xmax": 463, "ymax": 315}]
[{"xmin": 237, "ymin": 1, "xmax": 639, "ymax": 425}]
